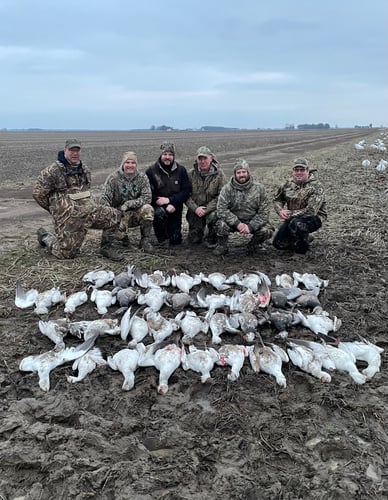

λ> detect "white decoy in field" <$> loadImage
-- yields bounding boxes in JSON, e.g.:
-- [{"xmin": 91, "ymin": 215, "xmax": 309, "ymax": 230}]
[
  {"xmin": 200, "ymin": 272, "xmax": 230, "ymax": 291},
  {"xmin": 19, "ymin": 335, "xmax": 97, "ymax": 391},
  {"xmin": 146, "ymin": 310, "xmax": 180, "ymax": 343},
  {"xmin": 324, "ymin": 344, "xmax": 366, "ymax": 384},
  {"xmin": 82, "ymin": 269, "xmax": 115, "ymax": 289},
  {"xmin": 181, "ymin": 345, "xmax": 219, "ymax": 383},
  {"xmin": 216, "ymin": 344, "xmax": 251, "ymax": 381},
  {"xmin": 107, "ymin": 348, "xmax": 140, "ymax": 390},
  {"xmin": 249, "ymin": 342, "xmax": 289, "ymax": 388},
  {"xmin": 361, "ymin": 159, "xmax": 371, "ymax": 167},
  {"xmin": 137, "ymin": 287, "xmax": 168, "ymax": 312},
  {"xmin": 64, "ymin": 290, "xmax": 88, "ymax": 314},
  {"xmin": 376, "ymin": 159, "xmax": 388, "ymax": 173},
  {"xmin": 38, "ymin": 318, "xmax": 70, "ymax": 349},
  {"xmin": 67, "ymin": 347, "xmax": 107, "ymax": 384},
  {"xmin": 337, "ymin": 338, "xmax": 383, "ymax": 380},
  {"xmin": 15, "ymin": 283, "xmax": 39, "ymax": 309},
  {"xmin": 34, "ymin": 287, "xmax": 66, "ymax": 315},
  {"xmin": 296, "ymin": 310, "xmax": 341, "ymax": 336},
  {"xmin": 175, "ymin": 310, "xmax": 209, "ymax": 343},
  {"xmin": 170, "ymin": 270, "xmax": 202, "ymax": 294},
  {"xmin": 354, "ymin": 142, "xmax": 365, "ymax": 150},
  {"xmin": 292, "ymin": 272, "xmax": 329, "ymax": 290},
  {"xmin": 287, "ymin": 342, "xmax": 331, "ymax": 383},
  {"xmin": 90, "ymin": 288, "xmax": 116, "ymax": 315},
  {"xmin": 209, "ymin": 312, "xmax": 241, "ymax": 344}
]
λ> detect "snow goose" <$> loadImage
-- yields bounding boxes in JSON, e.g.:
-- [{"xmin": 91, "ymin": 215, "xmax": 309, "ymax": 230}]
[
  {"xmin": 107, "ymin": 348, "xmax": 140, "ymax": 390},
  {"xmin": 67, "ymin": 347, "xmax": 107, "ymax": 384},
  {"xmin": 181, "ymin": 345, "xmax": 219, "ymax": 383}
]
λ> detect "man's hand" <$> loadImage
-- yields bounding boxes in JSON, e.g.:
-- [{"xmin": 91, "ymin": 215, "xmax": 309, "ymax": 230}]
[
  {"xmin": 195, "ymin": 206, "xmax": 206, "ymax": 217},
  {"xmin": 279, "ymin": 209, "xmax": 291, "ymax": 220},
  {"xmin": 166, "ymin": 204, "xmax": 176, "ymax": 214},
  {"xmin": 156, "ymin": 197, "xmax": 170, "ymax": 206},
  {"xmin": 120, "ymin": 200, "xmax": 134, "ymax": 211},
  {"xmin": 236, "ymin": 222, "xmax": 251, "ymax": 234}
]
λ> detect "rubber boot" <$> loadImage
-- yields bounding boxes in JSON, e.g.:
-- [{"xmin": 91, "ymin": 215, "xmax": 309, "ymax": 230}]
[
  {"xmin": 246, "ymin": 233, "xmax": 264, "ymax": 255},
  {"xmin": 100, "ymin": 235, "xmax": 123, "ymax": 261},
  {"xmin": 204, "ymin": 225, "xmax": 217, "ymax": 248},
  {"xmin": 37, "ymin": 227, "xmax": 56, "ymax": 252},
  {"xmin": 213, "ymin": 235, "xmax": 229, "ymax": 256},
  {"xmin": 140, "ymin": 221, "xmax": 155, "ymax": 253}
]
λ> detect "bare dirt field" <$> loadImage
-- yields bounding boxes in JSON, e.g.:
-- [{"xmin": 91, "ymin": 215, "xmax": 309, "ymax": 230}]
[{"xmin": 0, "ymin": 128, "xmax": 387, "ymax": 500}]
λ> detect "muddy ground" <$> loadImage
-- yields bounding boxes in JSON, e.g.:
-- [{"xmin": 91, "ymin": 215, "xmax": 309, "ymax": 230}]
[{"xmin": 0, "ymin": 129, "xmax": 387, "ymax": 500}]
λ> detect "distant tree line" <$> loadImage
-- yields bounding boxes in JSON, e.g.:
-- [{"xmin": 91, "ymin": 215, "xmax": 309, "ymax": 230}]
[{"xmin": 297, "ymin": 123, "xmax": 330, "ymax": 130}]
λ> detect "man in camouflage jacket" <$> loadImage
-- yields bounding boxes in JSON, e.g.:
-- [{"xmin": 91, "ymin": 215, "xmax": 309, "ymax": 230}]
[
  {"xmin": 185, "ymin": 146, "xmax": 226, "ymax": 248},
  {"xmin": 273, "ymin": 157, "xmax": 327, "ymax": 254},
  {"xmin": 100, "ymin": 151, "xmax": 154, "ymax": 255},
  {"xmin": 213, "ymin": 159, "xmax": 273, "ymax": 256},
  {"xmin": 33, "ymin": 139, "xmax": 122, "ymax": 260},
  {"xmin": 145, "ymin": 142, "xmax": 191, "ymax": 246}
]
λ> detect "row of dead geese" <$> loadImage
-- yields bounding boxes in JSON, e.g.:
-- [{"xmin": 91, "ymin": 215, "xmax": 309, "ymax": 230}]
[{"xmin": 16, "ymin": 268, "xmax": 384, "ymax": 393}]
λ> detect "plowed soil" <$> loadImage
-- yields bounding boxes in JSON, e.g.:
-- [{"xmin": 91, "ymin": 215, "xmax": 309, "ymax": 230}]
[{"xmin": 0, "ymin": 128, "xmax": 387, "ymax": 500}]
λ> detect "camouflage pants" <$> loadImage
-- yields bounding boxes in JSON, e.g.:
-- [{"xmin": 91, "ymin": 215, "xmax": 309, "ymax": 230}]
[
  {"xmin": 186, "ymin": 210, "xmax": 218, "ymax": 243},
  {"xmin": 215, "ymin": 219, "xmax": 274, "ymax": 244},
  {"xmin": 103, "ymin": 204, "xmax": 154, "ymax": 240},
  {"xmin": 273, "ymin": 215, "xmax": 322, "ymax": 254},
  {"xmin": 50, "ymin": 201, "xmax": 122, "ymax": 259}
]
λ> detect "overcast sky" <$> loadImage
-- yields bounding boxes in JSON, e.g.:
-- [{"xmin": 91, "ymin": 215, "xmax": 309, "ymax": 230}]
[{"xmin": 0, "ymin": 0, "xmax": 387, "ymax": 130}]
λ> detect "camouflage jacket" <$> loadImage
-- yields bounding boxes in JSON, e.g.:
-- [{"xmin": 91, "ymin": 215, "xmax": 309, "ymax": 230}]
[
  {"xmin": 32, "ymin": 157, "xmax": 92, "ymax": 213},
  {"xmin": 273, "ymin": 171, "xmax": 327, "ymax": 220},
  {"xmin": 217, "ymin": 176, "xmax": 271, "ymax": 232},
  {"xmin": 185, "ymin": 161, "xmax": 227, "ymax": 215},
  {"xmin": 100, "ymin": 168, "xmax": 152, "ymax": 210},
  {"xmin": 145, "ymin": 160, "xmax": 191, "ymax": 208}
]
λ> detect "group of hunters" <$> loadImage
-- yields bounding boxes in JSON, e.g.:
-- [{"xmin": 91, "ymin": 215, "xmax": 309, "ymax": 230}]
[{"xmin": 32, "ymin": 138, "xmax": 327, "ymax": 261}]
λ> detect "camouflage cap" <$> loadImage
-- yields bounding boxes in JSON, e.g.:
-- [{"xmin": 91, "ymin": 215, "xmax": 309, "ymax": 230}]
[
  {"xmin": 122, "ymin": 151, "xmax": 137, "ymax": 164},
  {"xmin": 233, "ymin": 158, "xmax": 250, "ymax": 173},
  {"xmin": 196, "ymin": 146, "xmax": 213, "ymax": 158},
  {"xmin": 65, "ymin": 138, "xmax": 81, "ymax": 149},
  {"xmin": 160, "ymin": 142, "xmax": 175, "ymax": 155},
  {"xmin": 293, "ymin": 158, "xmax": 309, "ymax": 169}
]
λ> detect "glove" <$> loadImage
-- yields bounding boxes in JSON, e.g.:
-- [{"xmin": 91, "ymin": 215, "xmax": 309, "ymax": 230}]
[{"xmin": 154, "ymin": 206, "xmax": 168, "ymax": 220}]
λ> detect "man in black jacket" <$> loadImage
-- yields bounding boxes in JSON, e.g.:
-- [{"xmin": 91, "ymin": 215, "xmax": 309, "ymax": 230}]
[{"xmin": 145, "ymin": 142, "xmax": 191, "ymax": 246}]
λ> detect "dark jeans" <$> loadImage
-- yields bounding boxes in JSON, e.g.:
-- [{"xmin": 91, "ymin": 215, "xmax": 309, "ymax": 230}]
[
  {"xmin": 273, "ymin": 215, "xmax": 322, "ymax": 254},
  {"xmin": 153, "ymin": 206, "xmax": 183, "ymax": 245}
]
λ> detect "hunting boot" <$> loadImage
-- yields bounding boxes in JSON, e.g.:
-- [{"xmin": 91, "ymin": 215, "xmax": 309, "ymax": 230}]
[
  {"xmin": 246, "ymin": 233, "xmax": 265, "ymax": 256},
  {"xmin": 140, "ymin": 220, "xmax": 155, "ymax": 253},
  {"xmin": 37, "ymin": 227, "xmax": 56, "ymax": 253},
  {"xmin": 121, "ymin": 235, "xmax": 130, "ymax": 247},
  {"xmin": 203, "ymin": 225, "xmax": 217, "ymax": 249},
  {"xmin": 213, "ymin": 235, "xmax": 229, "ymax": 256},
  {"xmin": 99, "ymin": 235, "xmax": 123, "ymax": 261}
]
